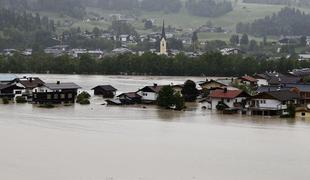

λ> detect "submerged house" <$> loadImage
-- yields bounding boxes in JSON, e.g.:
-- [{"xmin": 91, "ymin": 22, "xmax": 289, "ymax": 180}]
[
  {"xmin": 92, "ymin": 85, "xmax": 117, "ymax": 98},
  {"xmin": 199, "ymin": 79, "xmax": 227, "ymax": 91},
  {"xmin": 117, "ymin": 92, "xmax": 142, "ymax": 104},
  {"xmin": 247, "ymin": 91, "xmax": 300, "ymax": 116},
  {"xmin": 236, "ymin": 75, "xmax": 258, "ymax": 87},
  {"xmin": 208, "ymin": 88, "xmax": 249, "ymax": 110},
  {"xmin": 0, "ymin": 84, "xmax": 24, "ymax": 99},
  {"xmin": 32, "ymin": 82, "xmax": 81, "ymax": 104},
  {"xmin": 136, "ymin": 84, "xmax": 164, "ymax": 103},
  {"xmin": 17, "ymin": 77, "xmax": 45, "ymax": 99}
]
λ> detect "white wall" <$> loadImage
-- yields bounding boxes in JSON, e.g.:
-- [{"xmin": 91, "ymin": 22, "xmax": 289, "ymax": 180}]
[
  {"xmin": 257, "ymin": 79, "xmax": 268, "ymax": 86},
  {"xmin": 137, "ymin": 91, "xmax": 158, "ymax": 102},
  {"xmin": 210, "ymin": 97, "xmax": 246, "ymax": 110},
  {"xmin": 251, "ymin": 99, "xmax": 283, "ymax": 109}
]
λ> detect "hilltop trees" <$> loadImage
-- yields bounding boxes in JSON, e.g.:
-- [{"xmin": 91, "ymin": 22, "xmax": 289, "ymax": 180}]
[
  {"xmin": 0, "ymin": 8, "xmax": 56, "ymax": 49},
  {"xmin": 186, "ymin": 0, "xmax": 233, "ymax": 17},
  {"xmin": 236, "ymin": 7, "xmax": 310, "ymax": 36}
]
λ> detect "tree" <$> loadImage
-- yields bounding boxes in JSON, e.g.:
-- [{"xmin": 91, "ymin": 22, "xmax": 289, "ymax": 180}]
[
  {"xmin": 192, "ymin": 31, "xmax": 199, "ymax": 51},
  {"xmin": 300, "ymin": 36, "xmax": 307, "ymax": 46},
  {"xmin": 181, "ymin": 80, "xmax": 199, "ymax": 102},
  {"xmin": 240, "ymin": 33, "xmax": 249, "ymax": 45},
  {"xmin": 230, "ymin": 34, "xmax": 239, "ymax": 45},
  {"xmin": 157, "ymin": 86, "xmax": 176, "ymax": 108},
  {"xmin": 174, "ymin": 92, "xmax": 185, "ymax": 110},
  {"xmin": 248, "ymin": 40, "xmax": 258, "ymax": 51}
]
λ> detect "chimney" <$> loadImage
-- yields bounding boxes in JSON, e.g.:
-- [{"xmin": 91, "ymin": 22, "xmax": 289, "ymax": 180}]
[
  {"xmin": 153, "ymin": 83, "xmax": 158, "ymax": 87},
  {"xmin": 29, "ymin": 77, "xmax": 33, "ymax": 82},
  {"xmin": 57, "ymin": 81, "xmax": 60, "ymax": 85}
]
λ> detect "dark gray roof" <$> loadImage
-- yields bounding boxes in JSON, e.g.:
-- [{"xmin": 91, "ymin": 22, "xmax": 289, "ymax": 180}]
[
  {"xmin": 267, "ymin": 91, "xmax": 300, "ymax": 101},
  {"xmin": 45, "ymin": 83, "xmax": 81, "ymax": 90},
  {"xmin": 254, "ymin": 91, "xmax": 300, "ymax": 101},
  {"xmin": 256, "ymin": 85, "xmax": 292, "ymax": 93},
  {"xmin": 286, "ymin": 83, "xmax": 310, "ymax": 92},
  {"xmin": 289, "ymin": 68, "xmax": 310, "ymax": 77},
  {"xmin": 92, "ymin": 85, "xmax": 117, "ymax": 91}
]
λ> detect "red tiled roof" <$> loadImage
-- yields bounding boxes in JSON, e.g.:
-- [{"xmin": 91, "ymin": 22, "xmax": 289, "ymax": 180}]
[
  {"xmin": 240, "ymin": 75, "xmax": 258, "ymax": 82},
  {"xmin": 209, "ymin": 89, "xmax": 244, "ymax": 99}
]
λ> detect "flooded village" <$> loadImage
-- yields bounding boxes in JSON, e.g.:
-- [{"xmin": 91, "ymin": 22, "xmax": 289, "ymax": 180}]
[{"xmin": 2, "ymin": 69, "xmax": 310, "ymax": 119}]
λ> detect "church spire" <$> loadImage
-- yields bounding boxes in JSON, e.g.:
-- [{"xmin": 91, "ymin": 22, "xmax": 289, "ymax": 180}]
[{"xmin": 161, "ymin": 20, "xmax": 166, "ymax": 40}]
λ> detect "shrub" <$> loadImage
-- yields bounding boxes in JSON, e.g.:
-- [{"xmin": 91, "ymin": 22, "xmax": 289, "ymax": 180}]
[
  {"xmin": 2, "ymin": 97, "xmax": 9, "ymax": 104},
  {"xmin": 77, "ymin": 91, "xmax": 91, "ymax": 103},
  {"xmin": 79, "ymin": 98, "xmax": 90, "ymax": 105},
  {"xmin": 16, "ymin": 96, "xmax": 27, "ymax": 103},
  {"xmin": 39, "ymin": 103, "xmax": 55, "ymax": 108}
]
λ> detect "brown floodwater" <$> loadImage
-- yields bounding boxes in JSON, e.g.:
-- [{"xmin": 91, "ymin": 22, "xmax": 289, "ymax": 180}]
[{"xmin": 0, "ymin": 74, "xmax": 310, "ymax": 180}]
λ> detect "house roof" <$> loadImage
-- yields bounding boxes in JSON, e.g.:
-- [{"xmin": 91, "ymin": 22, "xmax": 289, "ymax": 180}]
[
  {"xmin": 209, "ymin": 89, "xmax": 248, "ymax": 99},
  {"xmin": 139, "ymin": 85, "xmax": 164, "ymax": 93},
  {"xmin": 19, "ymin": 77, "xmax": 44, "ymax": 89},
  {"xmin": 0, "ymin": 74, "xmax": 18, "ymax": 82},
  {"xmin": 92, "ymin": 85, "xmax": 117, "ymax": 91},
  {"xmin": 0, "ymin": 84, "xmax": 24, "ymax": 90},
  {"xmin": 239, "ymin": 75, "xmax": 258, "ymax": 83},
  {"xmin": 256, "ymin": 85, "xmax": 292, "ymax": 93},
  {"xmin": 199, "ymin": 79, "xmax": 226, "ymax": 87},
  {"xmin": 45, "ymin": 82, "xmax": 81, "ymax": 90},
  {"xmin": 253, "ymin": 91, "xmax": 300, "ymax": 101},
  {"xmin": 118, "ymin": 92, "xmax": 141, "ymax": 99},
  {"xmin": 286, "ymin": 83, "xmax": 310, "ymax": 92}
]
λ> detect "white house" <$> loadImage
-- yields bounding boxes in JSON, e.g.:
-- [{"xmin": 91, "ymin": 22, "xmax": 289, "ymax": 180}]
[
  {"xmin": 208, "ymin": 89, "xmax": 249, "ymax": 110},
  {"xmin": 248, "ymin": 91, "xmax": 300, "ymax": 116},
  {"xmin": 136, "ymin": 84, "xmax": 163, "ymax": 103}
]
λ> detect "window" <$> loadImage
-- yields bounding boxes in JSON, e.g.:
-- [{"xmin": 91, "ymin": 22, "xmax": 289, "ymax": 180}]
[
  {"xmin": 33, "ymin": 94, "xmax": 37, "ymax": 98},
  {"xmin": 68, "ymin": 93, "xmax": 72, "ymax": 99},
  {"xmin": 15, "ymin": 91, "xmax": 22, "ymax": 94},
  {"xmin": 54, "ymin": 94, "xmax": 59, "ymax": 99},
  {"xmin": 143, "ymin": 93, "xmax": 147, "ymax": 96},
  {"xmin": 61, "ymin": 94, "xmax": 65, "ymax": 99},
  {"xmin": 302, "ymin": 112, "xmax": 306, "ymax": 116},
  {"xmin": 47, "ymin": 94, "xmax": 51, "ymax": 99},
  {"xmin": 227, "ymin": 99, "xmax": 230, "ymax": 103},
  {"xmin": 35, "ymin": 89, "xmax": 37, "ymax": 93}
]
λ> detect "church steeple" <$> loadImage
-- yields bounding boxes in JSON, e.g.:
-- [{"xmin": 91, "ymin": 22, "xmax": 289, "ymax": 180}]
[
  {"xmin": 159, "ymin": 20, "xmax": 167, "ymax": 55},
  {"xmin": 161, "ymin": 20, "xmax": 166, "ymax": 40}
]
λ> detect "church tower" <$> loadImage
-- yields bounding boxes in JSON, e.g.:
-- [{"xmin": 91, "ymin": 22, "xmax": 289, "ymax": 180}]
[{"xmin": 159, "ymin": 20, "xmax": 167, "ymax": 55}]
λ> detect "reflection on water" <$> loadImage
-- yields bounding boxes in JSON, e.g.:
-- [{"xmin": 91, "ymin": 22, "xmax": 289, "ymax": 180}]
[{"xmin": 0, "ymin": 74, "xmax": 310, "ymax": 180}]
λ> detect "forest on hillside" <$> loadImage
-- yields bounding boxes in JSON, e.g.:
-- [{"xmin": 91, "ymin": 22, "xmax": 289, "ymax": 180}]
[
  {"xmin": 236, "ymin": 7, "xmax": 310, "ymax": 36},
  {"xmin": 0, "ymin": 0, "xmax": 233, "ymax": 18}
]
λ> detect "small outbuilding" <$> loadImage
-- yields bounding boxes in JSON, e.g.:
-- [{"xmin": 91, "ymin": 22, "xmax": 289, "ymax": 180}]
[{"xmin": 92, "ymin": 85, "xmax": 117, "ymax": 98}]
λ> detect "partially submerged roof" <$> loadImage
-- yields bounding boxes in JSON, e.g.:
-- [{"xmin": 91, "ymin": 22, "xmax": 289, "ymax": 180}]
[
  {"xmin": 253, "ymin": 91, "xmax": 300, "ymax": 101},
  {"xmin": 239, "ymin": 75, "xmax": 258, "ymax": 83},
  {"xmin": 19, "ymin": 77, "xmax": 45, "ymax": 89},
  {"xmin": 138, "ymin": 85, "xmax": 164, "ymax": 93},
  {"xmin": 45, "ymin": 82, "xmax": 81, "ymax": 90},
  {"xmin": 118, "ymin": 92, "xmax": 141, "ymax": 99},
  {"xmin": 0, "ymin": 84, "xmax": 24, "ymax": 90},
  {"xmin": 209, "ymin": 89, "xmax": 248, "ymax": 99},
  {"xmin": 0, "ymin": 74, "xmax": 18, "ymax": 82},
  {"xmin": 92, "ymin": 85, "xmax": 117, "ymax": 91},
  {"xmin": 199, "ymin": 79, "xmax": 226, "ymax": 86}
]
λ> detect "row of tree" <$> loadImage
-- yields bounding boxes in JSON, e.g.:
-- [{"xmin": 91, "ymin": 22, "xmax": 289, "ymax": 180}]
[
  {"xmin": 243, "ymin": 0, "xmax": 310, "ymax": 6},
  {"xmin": 0, "ymin": 52, "xmax": 308, "ymax": 76}
]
